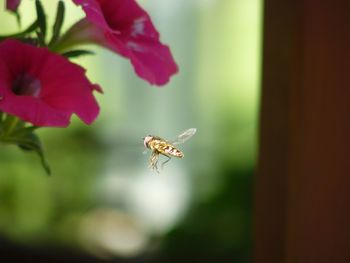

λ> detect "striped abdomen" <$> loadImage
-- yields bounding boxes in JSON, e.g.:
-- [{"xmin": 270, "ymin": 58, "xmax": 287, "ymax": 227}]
[
  {"xmin": 149, "ymin": 138, "xmax": 184, "ymax": 158},
  {"xmin": 161, "ymin": 144, "xmax": 184, "ymax": 158}
]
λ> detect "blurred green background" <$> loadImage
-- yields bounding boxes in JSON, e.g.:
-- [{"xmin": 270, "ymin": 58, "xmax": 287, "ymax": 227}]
[{"xmin": 0, "ymin": 0, "xmax": 261, "ymax": 262}]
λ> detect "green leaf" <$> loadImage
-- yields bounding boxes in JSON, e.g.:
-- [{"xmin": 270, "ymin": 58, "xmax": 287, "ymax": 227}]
[
  {"xmin": 0, "ymin": 20, "xmax": 38, "ymax": 40},
  {"xmin": 17, "ymin": 132, "xmax": 51, "ymax": 176},
  {"xmin": 2, "ymin": 115, "xmax": 23, "ymax": 135},
  {"xmin": 14, "ymin": 11, "xmax": 21, "ymax": 26},
  {"xmin": 35, "ymin": 0, "xmax": 47, "ymax": 43},
  {"xmin": 62, "ymin": 49, "xmax": 95, "ymax": 58},
  {"xmin": 7, "ymin": 6, "xmax": 21, "ymax": 25},
  {"xmin": 0, "ymin": 130, "xmax": 51, "ymax": 175},
  {"xmin": 11, "ymin": 126, "xmax": 39, "ymax": 137},
  {"xmin": 49, "ymin": 1, "xmax": 65, "ymax": 47}
]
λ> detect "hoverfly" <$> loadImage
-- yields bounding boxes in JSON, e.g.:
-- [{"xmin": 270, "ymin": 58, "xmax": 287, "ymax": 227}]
[{"xmin": 143, "ymin": 128, "xmax": 197, "ymax": 173}]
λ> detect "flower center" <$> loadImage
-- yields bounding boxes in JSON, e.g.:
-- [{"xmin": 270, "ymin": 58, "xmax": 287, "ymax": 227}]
[{"xmin": 12, "ymin": 73, "xmax": 41, "ymax": 97}]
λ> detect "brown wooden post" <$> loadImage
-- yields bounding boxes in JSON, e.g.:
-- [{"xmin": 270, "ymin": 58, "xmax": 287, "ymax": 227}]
[{"xmin": 255, "ymin": 0, "xmax": 350, "ymax": 262}]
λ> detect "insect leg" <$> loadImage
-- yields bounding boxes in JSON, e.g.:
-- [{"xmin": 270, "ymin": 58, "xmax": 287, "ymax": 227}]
[
  {"xmin": 161, "ymin": 155, "xmax": 171, "ymax": 170},
  {"xmin": 154, "ymin": 155, "xmax": 160, "ymax": 173},
  {"xmin": 149, "ymin": 151, "xmax": 160, "ymax": 173}
]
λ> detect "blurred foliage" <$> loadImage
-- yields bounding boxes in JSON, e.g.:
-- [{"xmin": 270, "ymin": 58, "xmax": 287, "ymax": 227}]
[
  {"xmin": 161, "ymin": 167, "xmax": 253, "ymax": 263},
  {"xmin": 0, "ymin": 124, "xmax": 104, "ymax": 244}
]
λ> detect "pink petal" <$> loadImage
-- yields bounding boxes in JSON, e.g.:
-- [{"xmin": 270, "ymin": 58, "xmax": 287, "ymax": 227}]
[
  {"xmin": 72, "ymin": 0, "xmax": 178, "ymax": 86},
  {"xmin": 6, "ymin": 0, "xmax": 21, "ymax": 12},
  {"xmin": 0, "ymin": 39, "xmax": 100, "ymax": 127}
]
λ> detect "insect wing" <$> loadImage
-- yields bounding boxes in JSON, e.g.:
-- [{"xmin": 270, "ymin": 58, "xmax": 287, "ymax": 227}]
[{"xmin": 171, "ymin": 128, "xmax": 197, "ymax": 145}]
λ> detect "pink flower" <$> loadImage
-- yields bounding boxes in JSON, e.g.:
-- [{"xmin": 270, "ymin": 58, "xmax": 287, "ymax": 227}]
[
  {"xmin": 68, "ymin": 0, "xmax": 178, "ymax": 86},
  {"xmin": 0, "ymin": 39, "xmax": 100, "ymax": 127},
  {"xmin": 6, "ymin": 0, "xmax": 21, "ymax": 12}
]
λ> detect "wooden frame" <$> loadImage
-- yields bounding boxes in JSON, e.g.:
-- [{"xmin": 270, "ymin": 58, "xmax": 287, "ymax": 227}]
[{"xmin": 255, "ymin": 1, "xmax": 350, "ymax": 262}]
